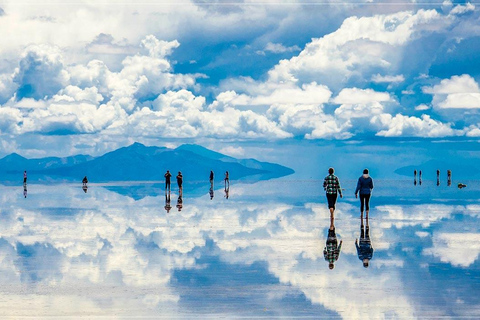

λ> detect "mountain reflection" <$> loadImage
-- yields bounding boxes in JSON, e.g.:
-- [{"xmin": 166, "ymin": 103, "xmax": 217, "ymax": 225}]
[{"xmin": 0, "ymin": 180, "xmax": 479, "ymax": 318}]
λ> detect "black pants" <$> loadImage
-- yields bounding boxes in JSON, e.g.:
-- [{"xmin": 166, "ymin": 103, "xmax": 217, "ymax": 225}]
[{"xmin": 360, "ymin": 194, "xmax": 371, "ymax": 212}]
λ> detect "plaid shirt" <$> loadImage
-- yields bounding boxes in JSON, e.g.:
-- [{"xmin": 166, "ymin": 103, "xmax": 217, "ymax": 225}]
[
  {"xmin": 324, "ymin": 241, "xmax": 342, "ymax": 263},
  {"xmin": 323, "ymin": 174, "xmax": 342, "ymax": 195}
]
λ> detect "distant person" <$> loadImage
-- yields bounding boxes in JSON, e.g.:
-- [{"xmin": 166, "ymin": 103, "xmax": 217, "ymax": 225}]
[
  {"xmin": 23, "ymin": 184, "xmax": 27, "ymax": 198},
  {"xmin": 224, "ymin": 171, "xmax": 230, "ymax": 188},
  {"xmin": 82, "ymin": 176, "xmax": 88, "ymax": 186},
  {"xmin": 355, "ymin": 169, "xmax": 374, "ymax": 218},
  {"xmin": 323, "ymin": 167, "xmax": 343, "ymax": 218},
  {"xmin": 356, "ymin": 215, "xmax": 373, "ymax": 268},
  {"xmin": 164, "ymin": 170, "xmax": 172, "ymax": 191},
  {"xmin": 324, "ymin": 220, "xmax": 342, "ymax": 270},
  {"xmin": 419, "ymin": 170, "xmax": 422, "ymax": 185},
  {"xmin": 23, "ymin": 171, "xmax": 27, "ymax": 184},
  {"xmin": 177, "ymin": 171, "xmax": 183, "ymax": 191},
  {"xmin": 414, "ymin": 169, "xmax": 417, "ymax": 186},
  {"xmin": 165, "ymin": 192, "xmax": 172, "ymax": 213},
  {"xmin": 210, "ymin": 170, "xmax": 214, "ymax": 188},
  {"xmin": 209, "ymin": 187, "xmax": 214, "ymax": 200},
  {"xmin": 447, "ymin": 170, "xmax": 452, "ymax": 186},
  {"xmin": 176, "ymin": 196, "xmax": 183, "ymax": 211},
  {"xmin": 437, "ymin": 169, "xmax": 440, "ymax": 186}
]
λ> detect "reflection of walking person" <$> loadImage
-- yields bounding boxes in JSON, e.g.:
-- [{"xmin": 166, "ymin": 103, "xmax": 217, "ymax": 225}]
[
  {"xmin": 23, "ymin": 184, "xmax": 27, "ymax": 198},
  {"xmin": 210, "ymin": 170, "xmax": 214, "ymax": 188},
  {"xmin": 224, "ymin": 171, "xmax": 229, "ymax": 188},
  {"xmin": 176, "ymin": 196, "xmax": 183, "ymax": 211},
  {"xmin": 177, "ymin": 171, "xmax": 183, "ymax": 191},
  {"xmin": 164, "ymin": 170, "xmax": 172, "ymax": 191},
  {"xmin": 164, "ymin": 191, "xmax": 172, "ymax": 213},
  {"xmin": 355, "ymin": 169, "xmax": 374, "ymax": 218},
  {"xmin": 356, "ymin": 217, "xmax": 373, "ymax": 268},
  {"xmin": 23, "ymin": 171, "xmax": 27, "ymax": 184},
  {"xmin": 323, "ymin": 167, "xmax": 343, "ymax": 219},
  {"xmin": 324, "ymin": 226, "xmax": 342, "ymax": 270}
]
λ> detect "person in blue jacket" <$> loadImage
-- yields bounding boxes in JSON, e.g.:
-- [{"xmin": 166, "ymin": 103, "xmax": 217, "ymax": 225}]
[{"xmin": 355, "ymin": 168, "xmax": 374, "ymax": 218}]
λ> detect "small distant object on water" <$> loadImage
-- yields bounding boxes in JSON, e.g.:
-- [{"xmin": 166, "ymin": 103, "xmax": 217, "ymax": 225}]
[
  {"xmin": 82, "ymin": 176, "xmax": 88, "ymax": 185},
  {"xmin": 458, "ymin": 183, "xmax": 467, "ymax": 189},
  {"xmin": 23, "ymin": 170, "xmax": 27, "ymax": 184}
]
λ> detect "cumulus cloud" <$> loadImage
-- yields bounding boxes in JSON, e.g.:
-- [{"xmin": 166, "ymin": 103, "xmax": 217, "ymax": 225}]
[
  {"xmin": 372, "ymin": 114, "xmax": 458, "ymax": 137},
  {"xmin": 423, "ymin": 74, "xmax": 480, "ymax": 109},
  {"xmin": 449, "ymin": 3, "xmax": 475, "ymax": 16},
  {"xmin": 423, "ymin": 232, "xmax": 480, "ymax": 267},
  {"xmin": 371, "ymin": 74, "xmax": 405, "ymax": 84}
]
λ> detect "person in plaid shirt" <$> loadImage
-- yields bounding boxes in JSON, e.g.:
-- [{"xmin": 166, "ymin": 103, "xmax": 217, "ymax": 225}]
[
  {"xmin": 323, "ymin": 167, "xmax": 343, "ymax": 218},
  {"xmin": 324, "ymin": 220, "xmax": 342, "ymax": 270}
]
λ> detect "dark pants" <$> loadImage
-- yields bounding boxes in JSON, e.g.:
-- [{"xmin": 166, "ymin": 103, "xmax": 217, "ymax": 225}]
[
  {"xmin": 360, "ymin": 194, "xmax": 371, "ymax": 212},
  {"xmin": 327, "ymin": 193, "xmax": 337, "ymax": 209},
  {"xmin": 360, "ymin": 225, "xmax": 370, "ymax": 240},
  {"xmin": 165, "ymin": 181, "xmax": 171, "ymax": 190},
  {"xmin": 327, "ymin": 228, "xmax": 337, "ymax": 245}
]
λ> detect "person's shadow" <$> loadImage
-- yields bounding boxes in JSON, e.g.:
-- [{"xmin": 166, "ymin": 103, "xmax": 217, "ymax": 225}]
[{"xmin": 355, "ymin": 215, "xmax": 374, "ymax": 268}]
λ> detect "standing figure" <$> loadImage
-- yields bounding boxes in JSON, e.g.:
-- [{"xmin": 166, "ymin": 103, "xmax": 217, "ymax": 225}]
[
  {"xmin": 356, "ymin": 215, "xmax": 373, "ymax": 268},
  {"xmin": 447, "ymin": 170, "xmax": 452, "ymax": 187},
  {"xmin": 436, "ymin": 169, "xmax": 440, "ymax": 186},
  {"xmin": 177, "ymin": 171, "xmax": 183, "ymax": 191},
  {"xmin": 164, "ymin": 170, "xmax": 172, "ymax": 191},
  {"xmin": 355, "ymin": 169, "xmax": 374, "ymax": 218},
  {"xmin": 23, "ymin": 171, "xmax": 27, "ymax": 184},
  {"xmin": 323, "ymin": 167, "xmax": 343, "ymax": 219},
  {"xmin": 419, "ymin": 170, "xmax": 422, "ymax": 186},
  {"xmin": 414, "ymin": 169, "xmax": 417, "ymax": 186},
  {"xmin": 224, "ymin": 171, "xmax": 230, "ymax": 188},
  {"xmin": 324, "ymin": 217, "xmax": 342, "ymax": 270},
  {"xmin": 209, "ymin": 170, "xmax": 214, "ymax": 188},
  {"xmin": 82, "ymin": 176, "xmax": 88, "ymax": 186}
]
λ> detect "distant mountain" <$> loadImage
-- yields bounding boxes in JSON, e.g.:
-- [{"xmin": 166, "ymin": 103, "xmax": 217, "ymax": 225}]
[{"xmin": 0, "ymin": 143, "xmax": 294, "ymax": 183}]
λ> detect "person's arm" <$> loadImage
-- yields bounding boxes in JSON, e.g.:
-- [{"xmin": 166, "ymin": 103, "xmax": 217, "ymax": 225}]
[
  {"xmin": 323, "ymin": 178, "xmax": 327, "ymax": 190},
  {"xmin": 337, "ymin": 240, "xmax": 342, "ymax": 253},
  {"xmin": 355, "ymin": 178, "xmax": 361, "ymax": 196},
  {"xmin": 370, "ymin": 178, "xmax": 374, "ymax": 190}
]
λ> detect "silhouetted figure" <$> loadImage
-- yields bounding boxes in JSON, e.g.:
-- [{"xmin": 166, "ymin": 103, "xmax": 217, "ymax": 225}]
[
  {"xmin": 324, "ymin": 218, "xmax": 342, "ymax": 270},
  {"xmin": 82, "ymin": 176, "xmax": 88, "ymax": 186},
  {"xmin": 164, "ymin": 191, "xmax": 172, "ymax": 213},
  {"xmin": 209, "ymin": 187, "xmax": 214, "ymax": 200},
  {"xmin": 176, "ymin": 195, "xmax": 183, "ymax": 211},
  {"xmin": 224, "ymin": 185, "xmax": 229, "ymax": 199},
  {"xmin": 164, "ymin": 170, "xmax": 172, "ymax": 191},
  {"xmin": 447, "ymin": 170, "xmax": 452, "ymax": 186},
  {"xmin": 356, "ymin": 215, "xmax": 373, "ymax": 268},
  {"xmin": 355, "ymin": 169, "xmax": 374, "ymax": 218},
  {"xmin": 437, "ymin": 169, "xmax": 440, "ymax": 186},
  {"xmin": 224, "ymin": 171, "xmax": 230, "ymax": 188},
  {"xmin": 177, "ymin": 171, "xmax": 183, "ymax": 191},
  {"xmin": 414, "ymin": 169, "xmax": 417, "ymax": 186},
  {"xmin": 419, "ymin": 170, "xmax": 422, "ymax": 185},
  {"xmin": 323, "ymin": 167, "xmax": 343, "ymax": 219},
  {"xmin": 82, "ymin": 185, "xmax": 88, "ymax": 193},
  {"xmin": 210, "ymin": 170, "xmax": 214, "ymax": 188},
  {"xmin": 23, "ymin": 184, "xmax": 27, "ymax": 198},
  {"xmin": 23, "ymin": 171, "xmax": 27, "ymax": 184}
]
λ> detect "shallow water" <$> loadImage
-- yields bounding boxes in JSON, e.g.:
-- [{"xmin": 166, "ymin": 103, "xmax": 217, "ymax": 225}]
[{"xmin": 1, "ymin": 179, "xmax": 479, "ymax": 318}]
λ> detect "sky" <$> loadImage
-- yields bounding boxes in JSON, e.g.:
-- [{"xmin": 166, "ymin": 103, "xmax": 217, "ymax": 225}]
[{"xmin": 0, "ymin": 0, "xmax": 480, "ymax": 159}]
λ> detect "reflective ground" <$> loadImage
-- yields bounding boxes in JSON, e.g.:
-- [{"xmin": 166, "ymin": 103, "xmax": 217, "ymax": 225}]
[{"xmin": 1, "ymin": 178, "xmax": 479, "ymax": 318}]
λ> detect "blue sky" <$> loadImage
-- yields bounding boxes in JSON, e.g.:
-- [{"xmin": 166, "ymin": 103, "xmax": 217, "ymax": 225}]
[{"xmin": 0, "ymin": 0, "xmax": 480, "ymax": 158}]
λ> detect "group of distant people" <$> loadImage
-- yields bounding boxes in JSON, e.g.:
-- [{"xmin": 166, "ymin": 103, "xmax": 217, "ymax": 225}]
[{"xmin": 323, "ymin": 167, "xmax": 374, "ymax": 270}]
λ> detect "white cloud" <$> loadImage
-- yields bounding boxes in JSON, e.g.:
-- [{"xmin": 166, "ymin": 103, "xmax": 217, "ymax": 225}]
[
  {"xmin": 371, "ymin": 74, "xmax": 405, "ymax": 84},
  {"xmin": 372, "ymin": 114, "xmax": 458, "ymax": 137},
  {"xmin": 423, "ymin": 75, "xmax": 480, "ymax": 109},
  {"xmin": 415, "ymin": 104, "xmax": 430, "ymax": 111},
  {"xmin": 424, "ymin": 232, "xmax": 480, "ymax": 267},
  {"xmin": 259, "ymin": 42, "xmax": 301, "ymax": 55},
  {"xmin": 219, "ymin": 146, "xmax": 245, "ymax": 157},
  {"xmin": 449, "ymin": 3, "xmax": 475, "ymax": 16}
]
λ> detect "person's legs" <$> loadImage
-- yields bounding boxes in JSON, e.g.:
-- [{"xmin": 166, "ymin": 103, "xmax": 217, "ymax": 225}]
[
  {"xmin": 364, "ymin": 194, "xmax": 371, "ymax": 218},
  {"xmin": 360, "ymin": 194, "xmax": 365, "ymax": 215}
]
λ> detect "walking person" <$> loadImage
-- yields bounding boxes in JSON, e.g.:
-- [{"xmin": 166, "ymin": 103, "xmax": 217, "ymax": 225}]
[
  {"xmin": 177, "ymin": 171, "xmax": 183, "ymax": 191},
  {"xmin": 323, "ymin": 167, "xmax": 343, "ymax": 219},
  {"xmin": 164, "ymin": 170, "xmax": 172, "ymax": 192},
  {"xmin": 355, "ymin": 169, "xmax": 374, "ymax": 218},
  {"xmin": 23, "ymin": 171, "xmax": 27, "ymax": 184}
]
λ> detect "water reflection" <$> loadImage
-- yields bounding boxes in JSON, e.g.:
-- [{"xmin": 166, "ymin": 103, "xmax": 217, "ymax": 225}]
[
  {"xmin": 23, "ymin": 183, "xmax": 27, "ymax": 198},
  {"xmin": 0, "ymin": 181, "xmax": 479, "ymax": 318},
  {"xmin": 324, "ymin": 218, "xmax": 342, "ymax": 270},
  {"xmin": 356, "ymin": 216, "xmax": 373, "ymax": 268},
  {"xmin": 224, "ymin": 185, "xmax": 229, "ymax": 199},
  {"xmin": 165, "ymin": 191, "xmax": 172, "ymax": 213}
]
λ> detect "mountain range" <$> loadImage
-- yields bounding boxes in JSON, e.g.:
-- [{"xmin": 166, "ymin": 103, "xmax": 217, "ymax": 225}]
[{"xmin": 0, "ymin": 143, "xmax": 294, "ymax": 183}]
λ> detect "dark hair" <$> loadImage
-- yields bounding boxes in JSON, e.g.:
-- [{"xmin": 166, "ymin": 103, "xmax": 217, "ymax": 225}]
[
  {"xmin": 363, "ymin": 261, "xmax": 369, "ymax": 268},
  {"xmin": 363, "ymin": 168, "xmax": 369, "ymax": 174},
  {"xmin": 328, "ymin": 167, "xmax": 334, "ymax": 174}
]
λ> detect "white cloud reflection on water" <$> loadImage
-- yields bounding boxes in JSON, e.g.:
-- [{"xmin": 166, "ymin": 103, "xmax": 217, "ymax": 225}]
[{"xmin": 0, "ymin": 181, "xmax": 478, "ymax": 318}]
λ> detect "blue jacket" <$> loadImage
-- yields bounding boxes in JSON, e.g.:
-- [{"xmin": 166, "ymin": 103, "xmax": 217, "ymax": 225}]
[{"xmin": 355, "ymin": 175, "xmax": 374, "ymax": 195}]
